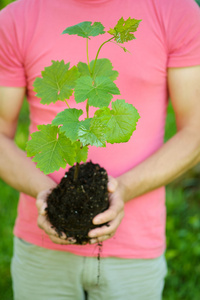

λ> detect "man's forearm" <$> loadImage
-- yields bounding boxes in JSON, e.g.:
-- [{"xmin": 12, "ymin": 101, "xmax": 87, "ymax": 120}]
[
  {"xmin": 0, "ymin": 134, "xmax": 57, "ymax": 198},
  {"xmin": 118, "ymin": 126, "xmax": 200, "ymax": 203}
]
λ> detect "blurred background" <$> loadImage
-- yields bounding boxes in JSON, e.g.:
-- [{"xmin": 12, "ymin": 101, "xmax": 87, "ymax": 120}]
[{"xmin": 0, "ymin": 1, "xmax": 200, "ymax": 299}]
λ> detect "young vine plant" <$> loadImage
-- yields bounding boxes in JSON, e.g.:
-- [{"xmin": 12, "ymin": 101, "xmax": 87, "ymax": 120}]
[{"xmin": 26, "ymin": 17, "xmax": 141, "ymax": 175}]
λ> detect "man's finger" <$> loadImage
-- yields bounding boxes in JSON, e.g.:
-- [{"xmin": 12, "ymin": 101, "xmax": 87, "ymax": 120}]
[
  {"xmin": 36, "ymin": 199, "xmax": 47, "ymax": 215},
  {"xmin": 37, "ymin": 214, "xmax": 62, "ymax": 237},
  {"xmin": 93, "ymin": 195, "xmax": 124, "ymax": 225},
  {"xmin": 89, "ymin": 210, "xmax": 124, "ymax": 238},
  {"xmin": 107, "ymin": 176, "xmax": 118, "ymax": 193},
  {"xmin": 49, "ymin": 235, "xmax": 76, "ymax": 245}
]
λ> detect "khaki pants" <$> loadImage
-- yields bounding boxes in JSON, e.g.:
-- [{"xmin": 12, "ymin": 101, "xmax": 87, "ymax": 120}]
[{"xmin": 11, "ymin": 237, "xmax": 167, "ymax": 300}]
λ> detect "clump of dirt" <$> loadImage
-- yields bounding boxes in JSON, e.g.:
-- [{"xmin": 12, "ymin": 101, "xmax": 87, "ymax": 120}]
[{"xmin": 46, "ymin": 161, "xmax": 109, "ymax": 244}]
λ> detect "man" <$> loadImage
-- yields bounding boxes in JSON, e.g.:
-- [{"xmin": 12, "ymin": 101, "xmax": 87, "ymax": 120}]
[{"xmin": 0, "ymin": 0, "xmax": 200, "ymax": 299}]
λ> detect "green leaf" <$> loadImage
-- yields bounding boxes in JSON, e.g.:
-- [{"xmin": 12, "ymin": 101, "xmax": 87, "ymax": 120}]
[
  {"xmin": 95, "ymin": 99, "xmax": 140, "ymax": 143},
  {"xmin": 77, "ymin": 62, "xmax": 91, "ymax": 77},
  {"xmin": 107, "ymin": 17, "xmax": 141, "ymax": 43},
  {"xmin": 74, "ymin": 76, "xmax": 120, "ymax": 108},
  {"xmin": 33, "ymin": 61, "xmax": 79, "ymax": 104},
  {"xmin": 78, "ymin": 119, "xmax": 106, "ymax": 147},
  {"xmin": 74, "ymin": 141, "xmax": 89, "ymax": 163},
  {"xmin": 26, "ymin": 125, "xmax": 76, "ymax": 174},
  {"xmin": 62, "ymin": 21, "xmax": 105, "ymax": 38},
  {"xmin": 77, "ymin": 59, "xmax": 118, "ymax": 81},
  {"xmin": 52, "ymin": 108, "xmax": 83, "ymax": 142},
  {"xmin": 90, "ymin": 59, "xmax": 118, "ymax": 81},
  {"xmin": 79, "ymin": 117, "xmax": 92, "ymax": 130}
]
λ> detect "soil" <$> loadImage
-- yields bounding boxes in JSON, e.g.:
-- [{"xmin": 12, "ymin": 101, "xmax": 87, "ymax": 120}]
[{"xmin": 46, "ymin": 161, "xmax": 109, "ymax": 244}]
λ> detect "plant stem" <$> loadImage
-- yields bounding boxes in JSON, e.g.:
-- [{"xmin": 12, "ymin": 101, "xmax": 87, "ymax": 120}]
[
  {"xmin": 86, "ymin": 38, "xmax": 91, "ymax": 74},
  {"xmin": 110, "ymin": 41, "xmax": 131, "ymax": 53},
  {"xmin": 91, "ymin": 37, "xmax": 115, "ymax": 75},
  {"xmin": 64, "ymin": 99, "xmax": 70, "ymax": 108},
  {"xmin": 74, "ymin": 162, "xmax": 80, "ymax": 182},
  {"xmin": 86, "ymin": 100, "xmax": 89, "ymax": 118},
  {"xmin": 86, "ymin": 38, "xmax": 91, "ymax": 118}
]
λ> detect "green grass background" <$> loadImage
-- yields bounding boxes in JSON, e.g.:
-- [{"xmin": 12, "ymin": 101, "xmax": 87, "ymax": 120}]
[{"xmin": 1, "ymin": 1, "xmax": 200, "ymax": 299}]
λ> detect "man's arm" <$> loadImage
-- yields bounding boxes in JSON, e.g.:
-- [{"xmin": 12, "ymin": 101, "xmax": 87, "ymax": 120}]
[
  {"xmin": 0, "ymin": 86, "xmax": 57, "ymax": 197},
  {"xmin": 118, "ymin": 65, "xmax": 200, "ymax": 200},
  {"xmin": 89, "ymin": 65, "xmax": 200, "ymax": 243},
  {"xmin": 0, "ymin": 86, "xmax": 75, "ymax": 244}
]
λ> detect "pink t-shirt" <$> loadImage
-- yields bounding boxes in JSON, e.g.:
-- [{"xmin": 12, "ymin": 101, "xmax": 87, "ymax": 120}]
[{"xmin": 0, "ymin": 0, "xmax": 200, "ymax": 258}]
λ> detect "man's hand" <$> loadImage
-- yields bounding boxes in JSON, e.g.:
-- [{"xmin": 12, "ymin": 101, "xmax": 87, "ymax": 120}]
[
  {"xmin": 36, "ymin": 189, "xmax": 76, "ymax": 245},
  {"xmin": 88, "ymin": 176, "xmax": 126, "ymax": 244}
]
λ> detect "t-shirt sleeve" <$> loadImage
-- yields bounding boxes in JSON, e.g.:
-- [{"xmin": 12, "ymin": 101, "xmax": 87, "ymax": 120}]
[
  {"xmin": 0, "ymin": 5, "xmax": 26, "ymax": 87},
  {"xmin": 166, "ymin": 0, "xmax": 200, "ymax": 68}
]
